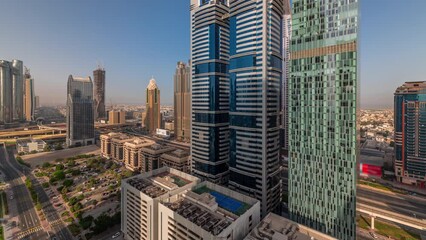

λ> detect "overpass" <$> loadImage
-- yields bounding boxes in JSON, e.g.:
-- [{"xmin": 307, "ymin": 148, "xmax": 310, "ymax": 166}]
[{"xmin": 357, "ymin": 203, "xmax": 426, "ymax": 231}]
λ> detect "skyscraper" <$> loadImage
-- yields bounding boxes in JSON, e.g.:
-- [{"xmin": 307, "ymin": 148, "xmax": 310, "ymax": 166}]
[
  {"xmin": 190, "ymin": 0, "xmax": 230, "ymax": 184},
  {"xmin": 12, "ymin": 60, "xmax": 24, "ymax": 121},
  {"xmin": 288, "ymin": 0, "xmax": 359, "ymax": 238},
  {"xmin": 0, "ymin": 60, "xmax": 13, "ymax": 124},
  {"xmin": 282, "ymin": 0, "xmax": 292, "ymax": 154},
  {"xmin": 34, "ymin": 96, "xmax": 40, "ymax": 109},
  {"xmin": 227, "ymin": 0, "xmax": 283, "ymax": 216},
  {"xmin": 93, "ymin": 67, "xmax": 106, "ymax": 120},
  {"xmin": 174, "ymin": 61, "xmax": 191, "ymax": 142},
  {"xmin": 144, "ymin": 78, "xmax": 161, "ymax": 133},
  {"xmin": 66, "ymin": 75, "xmax": 95, "ymax": 147},
  {"xmin": 24, "ymin": 68, "xmax": 35, "ymax": 121},
  {"xmin": 394, "ymin": 81, "xmax": 426, "ymax": 188}
]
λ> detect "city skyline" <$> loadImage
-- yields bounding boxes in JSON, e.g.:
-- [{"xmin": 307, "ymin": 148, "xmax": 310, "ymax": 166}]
[{"xmin": 1, "ymin": 0, "xmax": 425, "ymax": 108}]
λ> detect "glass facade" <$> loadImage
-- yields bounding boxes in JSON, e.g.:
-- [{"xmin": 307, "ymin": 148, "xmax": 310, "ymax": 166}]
[
  {"xmin": 228, "ymin": 0, "xmax": 283, "ymax": 216},
  {"xmin": 394, "ymin": 82, "xmax": 426, "ymax": 188},
  {"xmin": 66, "ymin": 76, "xmax": 95, "ymax": 147},
  {"xmin": 190, "ymin": 0, "xmax": 230, "ymax": 184},
  {"xmin": 288, "ymin": 0, "xmax": 358, "ymax": 239}
]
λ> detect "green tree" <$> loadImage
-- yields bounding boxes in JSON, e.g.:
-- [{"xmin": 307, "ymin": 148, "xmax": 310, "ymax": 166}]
[{"xmin": 63, "ymin": 179, "xmax": 74, "ymax": 187}]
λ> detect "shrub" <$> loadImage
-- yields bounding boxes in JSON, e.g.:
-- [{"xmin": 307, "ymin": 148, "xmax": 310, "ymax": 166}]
[{"xmin": 63, "ymin": 179, "xmax": 74, "ymax": 187}]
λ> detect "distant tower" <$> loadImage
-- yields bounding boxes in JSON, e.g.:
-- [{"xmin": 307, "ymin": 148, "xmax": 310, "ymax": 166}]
[
  {"xmin": 0, "ymin": 60, "xmax": 13, "ymax": 124},
  {"xmin": 144, "ymin": 78, "xmax": 161, "ymax": 133},
  {"xmin": 12, "ymin": 60, "xmax": 24, "ymax": 121},
  {"xmin": 24, "ymin": 68, "xmax": 35, "ymax": 121},
  {"xmin": 93, "ymin": 66, "xmax": 106, "ymax": 120},
  {"xmin": 394, "ymin": 81, "xmax": 426, "ymax": 188},
  {"xmin": 35, "ymin": 96, "xmax": 40, "ymax": 109},
  {"xmin": 174, "ymin": 61, "xmax": 191, "ymax": 142},
  {"xmin": 66, "ymin": 75, "xmax": 95, "ymax": 147}
]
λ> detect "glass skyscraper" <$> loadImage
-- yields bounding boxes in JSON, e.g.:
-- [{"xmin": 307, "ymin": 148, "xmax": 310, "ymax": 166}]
[
  {"xmin": 288, "ymin": 0, "xmax": 359, "ymax": 239},
  {"xmin": 66, "ymin": 75, "xmax": 95, "ymax": 147},
  {"xmin": 394, "ymin": 81, "xmax": 426, "ymax": 188},
  {"xmin": 228, "ymin": 0, "xmax": 283, "ymax": 215},
  {"xmin": 190, "ymin": 0, "xmax": 230, "ymax": 184}
]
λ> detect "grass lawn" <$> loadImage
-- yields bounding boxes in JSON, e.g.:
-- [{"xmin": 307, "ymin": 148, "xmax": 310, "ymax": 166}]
[
  {"xmin": 356, "ymin": 215, "xmax": 420, "ymax": 240},
  {"xmin": 0, "ymin": 226, "xmax": 3, "ymax": 240}
]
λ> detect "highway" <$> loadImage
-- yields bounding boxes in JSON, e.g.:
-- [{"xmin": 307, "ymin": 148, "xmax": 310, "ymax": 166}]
[
  {"xmin": 357, "ymin": 186, "xmax": 426, "ymax": 220},
  {"xmin": 0, "ymin": 145, "xmax": 47, "ymax": 240},
  {"xmin": 4, "ymin": 147, "xmax": 74, "ymax": 240}
]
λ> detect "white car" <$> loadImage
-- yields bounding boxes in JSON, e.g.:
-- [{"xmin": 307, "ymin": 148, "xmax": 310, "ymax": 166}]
[{"xmin": 112, "ymin": 232, "xmax": 121, "ymax": 239}]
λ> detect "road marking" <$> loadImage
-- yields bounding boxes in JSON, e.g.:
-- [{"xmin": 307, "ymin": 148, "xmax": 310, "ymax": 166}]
[{"xmin": 16, "ymin": 225, "xmax": 43, "ymax": 239}]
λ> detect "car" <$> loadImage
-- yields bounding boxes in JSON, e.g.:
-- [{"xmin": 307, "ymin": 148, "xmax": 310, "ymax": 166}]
[{"xmin": 112, "ymin": 232, "xmax": 121, "ymax": 239}]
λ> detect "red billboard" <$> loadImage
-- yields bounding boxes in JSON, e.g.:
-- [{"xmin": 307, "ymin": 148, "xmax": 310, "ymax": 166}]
[{"xmin": 360, "ymin": 164, "xmax": 382, "ymax": 177}]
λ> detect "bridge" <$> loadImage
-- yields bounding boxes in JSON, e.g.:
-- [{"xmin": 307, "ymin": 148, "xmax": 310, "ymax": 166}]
[{"xmin": 357, "ymin": 203, "xmax": 426, "ymax": 231}]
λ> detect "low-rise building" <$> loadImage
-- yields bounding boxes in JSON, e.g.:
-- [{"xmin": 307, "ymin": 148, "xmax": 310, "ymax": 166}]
[
  {"xmin": 159, "ymin": 181, "xmax": 260, "ymax": 240},
  {"xmin": 140, "ymin": 144, "xmax": 174, "ymax": 173},
  {"xmin": 160, "ymin": 149, "xmax": 190, "ymax": 173},
  {"xmin": 100, "ymin": 133, "xmax": 133, "ymax": 160},
  {"xmin": 121, "ymin": 167, "xmax": 200, "ymax": 240},
  {"xmin": 16, "ymin": 138, "xmax": 46, "ymax": 154},
  {"xmin": 123, "ymin": 138, "xmax": 155, "ymax": 171},
  {"xmin": 245, "ymin": 213, "xmax": 336, "ymax": 240}
]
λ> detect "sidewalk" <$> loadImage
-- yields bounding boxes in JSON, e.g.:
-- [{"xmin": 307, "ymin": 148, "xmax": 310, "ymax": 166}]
[{"xmin": 2, "ymin": 178, "xmax": 19, "ymax": 240}]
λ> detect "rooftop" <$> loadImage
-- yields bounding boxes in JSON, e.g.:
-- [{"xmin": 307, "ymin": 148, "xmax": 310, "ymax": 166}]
[
  {"xmin": 162, "ymin": 182, "xmax": 257, "ymax": 236},
  {"xmin": 395, "ymin": 81, "xmax": 426, "ymax": 94},
  {"xmin": 126, "ymin": 171, "xmax": 192, "ymax": 198},
  {"xmin": 245, "ymin": 213, "xmax": 336, "ymax": 240}
]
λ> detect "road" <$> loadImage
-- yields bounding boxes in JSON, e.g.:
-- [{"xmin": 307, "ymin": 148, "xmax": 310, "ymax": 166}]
[
  {"xmin": 357, "ymin": 186, "xmax": 426, "ymax": 219},
  {"xmin": 5, "ymin": 147, "xmax": 74, "ymax": 240},
  {"xmin": 0, "ymin": 145, "xmax": 47, "ymax": 240}
]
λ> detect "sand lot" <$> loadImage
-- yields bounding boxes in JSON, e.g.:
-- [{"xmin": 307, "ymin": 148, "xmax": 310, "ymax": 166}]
[{"xmin": 21, "ymin": 145, "xmax": 100, "ymax": 167}]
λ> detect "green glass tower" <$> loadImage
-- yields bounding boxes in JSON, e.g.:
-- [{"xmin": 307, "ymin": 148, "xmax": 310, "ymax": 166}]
[{"xmin": 288, "ymin": 0, "xmax": 359, "ymax": 239}]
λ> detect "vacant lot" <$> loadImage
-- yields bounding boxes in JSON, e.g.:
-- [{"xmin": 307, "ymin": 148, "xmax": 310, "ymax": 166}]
[{"xmin": 22, "ymin": 145, "xmax": 100, "ymax": 167}]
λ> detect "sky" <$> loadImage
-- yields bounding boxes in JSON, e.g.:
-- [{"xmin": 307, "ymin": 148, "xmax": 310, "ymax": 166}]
[{"xmin": 1, "ymin": 0, "xmax": 426, "ymax": 109}]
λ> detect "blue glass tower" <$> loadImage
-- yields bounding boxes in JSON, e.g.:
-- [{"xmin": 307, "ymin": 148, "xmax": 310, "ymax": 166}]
[
  {"xmin": 190, "ymin": 0, "xmax": 230, "ymax": 184},
  {"xmin": 228, "ymin": 0, "xmax": 283, "ymax": 216},
  {"xmin": 394, "ymin": 81, "xmax": 426, "ymax": 188}
]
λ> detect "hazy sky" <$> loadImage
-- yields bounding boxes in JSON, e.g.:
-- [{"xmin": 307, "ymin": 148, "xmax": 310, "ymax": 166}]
[{"xmin": 1, "ymin": 0, "xmax": 426, "ymax": 108}]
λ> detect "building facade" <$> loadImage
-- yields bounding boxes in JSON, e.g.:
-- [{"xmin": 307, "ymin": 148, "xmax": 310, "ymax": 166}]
[
  {"xmin": 24, "ymin": 68, "xmax": 35, "ymax": 121},
  {"xmin": 190, "ymin": 0, "xmax": 230, "ymax": 184},
  {"xmin": 281, "ymin": 0, "xmax": 292, "ymax": 154},
  {"xmin": 66, "ymin": 75, "xmax": 95, "ymax": 147},
  {"xmin": 0, "ymin": 60, "xmax": 13, "ymax": 124},
  {"xmin": 140, "ymin": 144, "xmax": 174, "ymax": 173},
  {"xmin": 93, "ymin": 67, "xmax": 106, "ymax": 120},
  {"xmin": 34, "ymin": 96, "xmax": 40, "ymax": 109},
  {"xmin": 100, "ymin": 132, "xmax": 133, "ymax": 160},
  {"xmin": 109, "ymin": 110, "xmax": 126, "ymax": 124},
  {"xmin": 394, "ymin": 81, "xmax": 426, "ymax": 188},
  {"xmin": 144, "ymin": 78, "xmax": 161, "ymax": 133},
  {"xmin": 174, "ymin": 61, "xmax": 191, "ymax": 142},
  {"xmin": 123, "ymin": 138, "xmax": 155, "ymax": 172},
  {"xmin": 11, "ymin": 60, "xmax": 24, "ymax": 121},
  {"xmin": 160, "ymin": 149, "xmax": 190, "ymax": 173},
  {"xmin": 288, "ymin": 0, "xmax": 359, "ymax": 238},
  {"xmin": 227, "ymin": 0, "xmax": 283, "ymax": 216},
  {"xmin": 121, "ymin": 167, "xmax": 200, "ymax": 240}
]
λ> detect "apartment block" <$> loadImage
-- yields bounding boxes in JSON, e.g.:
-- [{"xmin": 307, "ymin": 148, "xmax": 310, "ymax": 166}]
[
  {"xmin": 159, "ymin": 181, "xmax": 260, "ymax": 240},
  {"xmin": 100, "ymin": 133, "xmax": 133, "ymax": 160},
  {"xmin": 123, "ymin": 138, "xmax": 155, "ymax": 172},
  {"xmin": 121, "ymin": 167, "xmax": 200, "ymax": 240}
]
